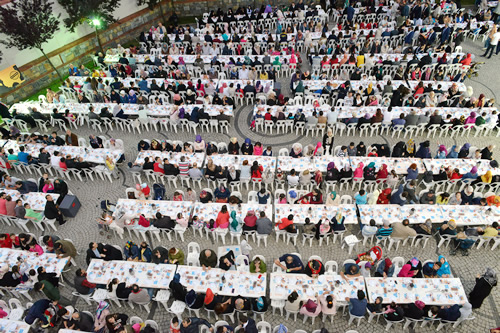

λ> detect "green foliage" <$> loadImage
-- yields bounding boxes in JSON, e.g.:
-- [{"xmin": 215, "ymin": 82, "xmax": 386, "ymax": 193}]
[
  {"xmin": 0, "ymin": 0, "xmax": 60, "ymax": 50},
  {"xmin": 57, "ymin": 0, "xmax": 120, "ymax": 32}
]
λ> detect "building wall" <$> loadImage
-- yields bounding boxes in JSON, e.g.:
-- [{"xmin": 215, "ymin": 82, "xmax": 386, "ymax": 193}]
[{"xmin": 0, "ymin": 0, "xmax": 293, "ymax": 103}]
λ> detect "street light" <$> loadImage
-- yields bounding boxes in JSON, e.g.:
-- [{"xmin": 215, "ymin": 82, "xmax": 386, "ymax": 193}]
[{"xmin": 90, "ymin": 17, "xmax": 103, "ymax": 52}]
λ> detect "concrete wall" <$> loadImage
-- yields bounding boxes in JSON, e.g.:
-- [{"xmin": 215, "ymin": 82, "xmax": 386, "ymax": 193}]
[{"xmin": 0, "ymin": 0, "xmax": 296, "ymax": 103}]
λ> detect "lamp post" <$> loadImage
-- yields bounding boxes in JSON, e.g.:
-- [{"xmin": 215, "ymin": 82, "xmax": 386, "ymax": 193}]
[{"xmin": 90, "ymin": 17, "xmax": 104, "ymax": 53}]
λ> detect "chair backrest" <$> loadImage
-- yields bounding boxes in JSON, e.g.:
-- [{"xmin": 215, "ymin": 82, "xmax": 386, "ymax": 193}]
[
  {"xmin": 324, "ymin": 260, "xmax": 338, "ymax": 274},
  {"xmin": 279, "ymin": 148, "xmax": 289, "ymax": 156},
  {"xmin": 248, "ymin": 190, "xmax": 258, "ymax": 203},
  {"xmin": 187, "ymin": 242, "xmax": 200, "ymax": 255},
  {"xmin": 340, "ymin": 195, "xmax": 353, "ymax": 204},
  {"xmin": 257, "ymin": 321, "xmax": 272, "ymax": 333},
  {"xmin": 144, "ymin": 319, "xmax": 159, "ymax": 330},
  {"xmin": 235, "ymin": 255, "xmax": 249, "ymax": 271},
  {"xmin": 308, "ymin": 255, "xmax": 322, "ymax": 262},
  {"xmin": 129, "ymin": 316, "xmax": 143, "ymax": 325},
  {"xmin": 273, "ymin": 325, "xmax": 288, "ymax": 333}
]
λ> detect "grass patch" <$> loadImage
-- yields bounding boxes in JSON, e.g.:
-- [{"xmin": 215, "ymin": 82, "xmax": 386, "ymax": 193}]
[{"xmin": 25, "ymin": 60, "xmax": 98, "ymax": 102}]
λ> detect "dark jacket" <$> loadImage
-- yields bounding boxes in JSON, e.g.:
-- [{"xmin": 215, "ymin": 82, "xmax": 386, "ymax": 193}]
[
  {"xmin": 86, "ymin": 243, "xmax": 104, "ymax": 265},
  {"xmin": 102, "ymin": 244, "xmax": 123, "ymax": 261},
  {"xmin": 25, "ymin": 299, "xmax": 51, "ymax": 325}
]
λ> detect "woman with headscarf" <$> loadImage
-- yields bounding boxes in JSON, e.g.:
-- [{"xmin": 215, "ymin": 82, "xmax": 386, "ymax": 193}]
[
  {"xmin": 312, "ymin": 142, "xmax": 323, "ymax": 157},
  {"xmin": 326, "ymin": 191, "xmax": 339, "ymax": 206},
  {"xmin": 406, "ymin": 257, "xmax": 423, "ymax": 278},
  {"xmin": 376, "ymin": 164, "xmax": 389, "ymax": 181},
  {"xmin": 397, "ymin": 264, "xmax": 417, "ymax": 277},
  {"xmin": 325, "ymin": 162, "xmax": 340, "ymax": 182},
  {"xmin": 406, "ymin": 139, "xmax": 416, "ymax": 157},
  {"xmin": 464, "ymin": 112, "xmax": 477, "ymax": 128},
  {"xmin": 340, "ymin": 162, "xmax": 353, "ymax": 179},
  {"xmin": 227, "ymin": 166, "xmax": 240, "ymax": 183},
  {"xmin": 375, "ymin": 258, "xmax": 395, "ymax": 277},
  {"xmin": 364, "ymin": 83, "xmax": 374, "ymax": 97},
  {"xmin": 458, "ymin": 143, "xmax": 471, "ymax": 158},
  {"xmin": 329, "ymin": 211, "xmax": 345, "ymax": 232},
  {"xmin": 241, "ymin": 139, "xmax": 253, "ymax": 155},
  {"xmin": 290, "ymin": 143, "xmax": 303, "ymax": 158},
  {"xmin": 469, "ymin": 267, "xmax": 497, "ymax": 308},
  {"xmin": 435, "ymin": 145, "xmax": 448, "ymax": 159},
  {"xmin": 363, "ymin": 162, "xmax": 377, "ymax": 180},
  {"xmin": 214, "ymin": 186, "xmax": 231, "ymax": 203},
  {"xmin": 353, "ymin": 162, "xmax": 364, "ymax": 179},
  {"xmin": 229, "ymin": 210, "xmax": 242, "ymax": 233},
  {"xmin": 447, "ymin": 145, "xmax": 459, "ymax": 158},
  {"xmin": 462, "ymin": 166, "xmax": 478, "ymax": 181},
  {"xmin": 377, "ymin": 186, "xmax": 392, "ymax": 204},
  {"xmin": 415, "ymin": 141, "xmax": 431, "ymax": 158},
  {"xmin": 480, "ymin": 170, "xmax": 493, "ymax": 184},
  {"xmin": 322, "ymin": 128, "xmax": 335, "ymax": 155},
  {"xmin": 436, "ymin": 255, "xmax": 451, "ymax": 277},
  {"xmin": 413, "ymin": 219, "xmax": 433, "ymax": 238},
  {"xmin": 228, "ymin": 137, "xmax": 240, "ymax": 155},
  {"xmin": 94, "ymin": 301, "xmax": 111, "ymax": 332}
]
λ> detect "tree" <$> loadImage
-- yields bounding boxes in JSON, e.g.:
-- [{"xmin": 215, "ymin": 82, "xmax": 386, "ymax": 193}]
[
  {"xmin": 0, "ymin": 0, "xmax": 62, "ymax": 81},
  {"xmin": 137, "ymin": 0, "xmax": 166, "ymax": 22},
  {"xmin": 57, "ymin": 0, "xmax": 120, "ymax": 52}
]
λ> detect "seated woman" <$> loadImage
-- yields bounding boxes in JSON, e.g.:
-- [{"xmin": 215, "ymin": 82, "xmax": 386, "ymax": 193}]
[
  {"xmin": 214, "ymin": 185, "xmax": 231, "ymax": 203},
  {"xmin": 383, "ymin": 302, "xmax": 404, "ymax": 322},
  {"xmin": 398, "ymin": 264, "xmax": 417, "ymax": 277},
  {"xmin": 296, "ymin": 188, "xmax": 323, "ymax": 204},
  {"xmin": 436, "ymin": 255, "xmax": 451, "ymax": 278},
  {"xmin": 215, "ymin": 205, "xmax": 230, "ymax": 229},
  {"xmin": 329, "ymin": 211, "xmax": 345, "ymax": 232},
  {"xmin": 437, "ymin": 304, "xmax": 461, "ymax": 322},
  {"xmin": 375, "ymin": 258, "xmax": 395, "ymax": 278},
  {"xmin": 367, "ymin": 296, "xmax": 384, "ymax": 314},
  {"xmin": 299, "ymin": 296, "xmax": 322, "ymax": 319},
  {"xmin": 403, "ymin": 301, "xmax": 425, "ymax": 320},
  {"xmin": 413, "ymin": 219, "xmax": 433, "ymax": 238},
  {"xmin": 250, "ymin": 256, "xmax": 266, "ymax": 273}
]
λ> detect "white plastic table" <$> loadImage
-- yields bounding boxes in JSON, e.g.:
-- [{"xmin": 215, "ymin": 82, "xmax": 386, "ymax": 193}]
[{"xmin": 275, "ymin": 204, "xmax": 357, "ymax": 224}]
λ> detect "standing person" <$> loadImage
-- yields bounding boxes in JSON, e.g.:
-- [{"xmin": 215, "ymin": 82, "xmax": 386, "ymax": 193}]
[
  {"xmin": 44, "ymin": 195, "xmax": 66, "ymax": 225},
  {"xmin": 483, "ymin": 28, "xmax": 500, "ymax": 59},
  {"xmin": 469, "ymin": 268, "xmax": 497, "ymax": 308}
]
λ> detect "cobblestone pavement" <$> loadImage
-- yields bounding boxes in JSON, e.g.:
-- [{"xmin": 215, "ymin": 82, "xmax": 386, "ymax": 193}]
[{"xmin": 3, "ymin": 34, "xmax": 500, "ymax": 333}]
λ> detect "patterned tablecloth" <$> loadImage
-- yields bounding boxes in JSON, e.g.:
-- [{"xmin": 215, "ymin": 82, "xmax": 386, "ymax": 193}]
[
  {"xmin": 334, "ymin": 106, "xmax": 495, "ymax": 120},
  {"xmin": 208, "ymin": 154, "xmax": 276, "ymax": 173},
  {"xmin": 3, "ymin": 189, "xmax": 59, "ymax": 211},
  {"xmin": 0, "ymin": 139, "xmax": 122, "ymax": 164},
  {"xmin": 12, "ymin": 101, "xmax": 232, "ymax": 117},
  {"xmin": 275, "ymin": 204, "xmax": 357, "ymax": 224},
  {"xmin": 277, "ymin": 156, "xmax": 347, "ymax": 173},
  {"xmin": 350, "ymin": 156, "xmax": 425, "ymax": 175},
  {"xmin": 0, "ymin": 248, "xmax": 68, "ymax": 277},
  {"xmin": 365, "ymin": 277, "xmax": 467, "ymax": 305},
  {"xmin": 105, "ymin": 54, "xmax": 291, "ymax": 65},
  {"xmin": 358, "ymin": 204, "xmax": 500, "ymax": 226},
  {"xmin": 270, "ymin": 273, "xmax": 365, "ymax": 301},
  {"xmin": 253, "ymin": 104, "xmax": 331, "ymax": 118},
  {"xmin": 0, "ymin": 319, "xmax": 30, "ymax": 333},
  {"xmin": 423, "ymin": 158, "xmax": 500, "ymax": 176},
  {"xmin": 302, "ymin": 80, "xmax": 465, "ymax": 93},
  {"xmin": 134, "ymin": 151, "xmax": 205, "ymax": 167},
  {"xmin": 87, "ymin": 259, "xmax": 266, "ymax": 297},
  {"xmin": 113, "ymin": 199, "xmax": 194, "ymax": 220},
  {"xmin": 192, "ymin": 202, "xmax": 272, "ymax": 222}
]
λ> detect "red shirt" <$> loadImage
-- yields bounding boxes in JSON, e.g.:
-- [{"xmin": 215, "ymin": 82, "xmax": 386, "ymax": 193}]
[
  {"xmin": 278, "ymin": 217, "xmax": 293, "ymax": 230},
  {"xmin": 0, "ymin": 234, "xmax": 12, "ymax": 248}
]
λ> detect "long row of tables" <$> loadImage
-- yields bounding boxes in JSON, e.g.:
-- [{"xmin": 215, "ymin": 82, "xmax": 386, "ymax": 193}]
[
  {"xmin": 0, "ymin": 139, "xmax": 123, "ymax": 165},
  {"xmin": 255, "ymin": 105, "xmax": 496, "ymax": 119},
  {"xmin": 358, "ymin": 204, "xmax": 500, "ymax": 226},
  {"xmin": 0, "ymin": 248, "xmax": 68, "ymax": 277},
  {"xmin": 87, "ymin": 259, "xmax": 266, "ymax": 298}
]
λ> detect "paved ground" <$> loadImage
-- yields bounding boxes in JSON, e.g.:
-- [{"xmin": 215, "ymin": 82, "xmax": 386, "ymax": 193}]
[{"xmin": 3, "ymin": 31, "xmax": 500, "ymax": 333}]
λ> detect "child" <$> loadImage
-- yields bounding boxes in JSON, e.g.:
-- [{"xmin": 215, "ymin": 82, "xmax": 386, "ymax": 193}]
[
  {"xmin": 278, "ymin": 193, "xmax": 287, "ymax": 204},
  {"xmin": 263, "ymin": 146, "xmax": 273, "ymax": 156},
  {"xmin": 368, "ymin": 148, "xmax": 378, "ymax": 157},
  {"xmin": 170, "ymin": 317, "xmax": 180, "ymax": 333},
  {"xmin": 172, "ymin": 191, "xmax": 183, "ymax": 201}
]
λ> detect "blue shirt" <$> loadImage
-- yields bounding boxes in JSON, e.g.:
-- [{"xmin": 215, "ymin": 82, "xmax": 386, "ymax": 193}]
[
  {"xmin": 17, "ymin": 151, "xmax": 29, "ymax": 164},
  {"xmin": 349, "ymin": 298, "xmax": 367, "ymax": 316},
  {"xmin": 279, "ymin": 254, "xmax": 303, "ymax": 273},
  {"xmin": 354, "ymin": 193, "xmax": 367, "ymax": 205}
]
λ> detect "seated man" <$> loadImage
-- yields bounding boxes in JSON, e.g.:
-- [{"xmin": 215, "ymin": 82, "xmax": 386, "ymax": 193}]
[
  {"xmin": 340, "ymin": 262, "xmax": 361, "ymax": 279},
  {"xmin": 346, "ymin": 290, "xmax": 367, "ymax": 316},
  {"xmin": 199, "ymin": 249, "xmax": 217, "ymax": 270},
  {"xmin": 439, "ymin": 220, "xmax": 458, "ymax": 236},
  {"xmin": 274, "ymin": 254, "xmax": 304, "ymax": 273},
  {"xmin": 361, "ymin": 219, "xmax": 378, "ymax": 237},
  {"xmin": 74, "ymin": 268, "xmax": 96, "ymax": 295},
  {"xmin": 376, "ymin": 219, "xmax": 393, "ymax": 238},
  {"xmin": 391, "ymin": 219, "xmax": 417, "ymax": 240}
]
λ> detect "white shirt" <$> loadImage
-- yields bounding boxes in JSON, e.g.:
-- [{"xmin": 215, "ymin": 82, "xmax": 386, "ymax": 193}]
[
  {"xmin": 287, "ymin": 175, "xmax": 299, "ymax": 186},
  {"xmin": 239, "ymin": 68, "xmax": 249, "ymax": 80},
  {"xmin": 491, "ymin": 32, "xmax": 500, "ymax": 46},
  {"xmin": 51, "ymin": 155, "xmax": 61, "ymax": 168}
]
